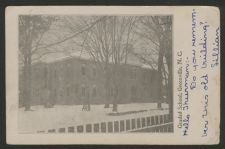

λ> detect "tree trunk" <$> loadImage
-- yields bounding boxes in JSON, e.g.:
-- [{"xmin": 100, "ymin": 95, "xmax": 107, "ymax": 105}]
[
  {"xmin": 104, "ymin": 66, "xmax": 110, "ymax": 108},
  {"xmin": 112, "ymin": 86, "xmax": 118, "ymax": 112},
  {"xmin": 48, "ymin": 70, "xmax": 55, "ymax": 108},
  {"xmin": 168, "ymin": 67, "xmax": 173, "ymax": 121},
  {"xmin": 24, "ymin": 50, "xmax": 32, "ymax": 111},
  {"xmin": 112, "ymin": 67, "xmax": 119, "ymax": 112},
  {"xmin": 157, "ymin": 41, "xmax": 163, "ymax": 110},
  {"xmin": 23, "ymin": 57, "xmax": 28, "ymax": 110},
  {"xmin": 165, "ymin": 51, "xmax": 172, "ymax": 121}
]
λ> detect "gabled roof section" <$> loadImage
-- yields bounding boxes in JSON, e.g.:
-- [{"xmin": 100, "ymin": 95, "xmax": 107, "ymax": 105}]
[{"xmin": 32, "ymin": 49, "xmax": 154, "ymax": 70}]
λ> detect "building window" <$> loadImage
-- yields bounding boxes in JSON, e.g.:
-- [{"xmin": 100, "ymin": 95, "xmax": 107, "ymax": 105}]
[
  {"xmin": 131, "ymin": 68, "xmax": 136, "ymax": 79},
  {"xmin": 93, "ymin": 67, "xmax": 96, "ymax": 77},
  {"xmin": 54, "ymin": 88, "xmax": 57, "ymax": 97},
  {"xmin": 134, "ymin": 69, "xmax": 137, "ymax": 79},
  {"xmin": 143, "ymin": 71, "xmax": 147, "ymax": 81},
  {"xmin": 44, "ymin": 67, "xmax": 48, "ymax": 88},
  {"xmin": 66, "ymin": 63, "xmax": 70, "ymax": 74},
  {"xmin": 35, "ymin": 67, "xmax": 40, "ymax": 80},
  {"xmin": 54, "ymin": 68, "xmax": 57, "ymax": 80},
  {"xmin": 74, "ymin": 84, "xmax": 79, "ymax": 95},
  {"xmin": 110, "ymin": 87, "xmax": 114, "ymax": 97},
  {"xmin": 81, "ymin": 85, "xmax": 86, "ymax": 97},
  {"xmin": 81, "ymin": 64, "xmax": 86, "ymax": 76},
  {"xmin": 67, "ymin": 86, "xmax": 70, "ymax": 97},
  {"xmin": 92, "ymin": 85, "xmax": 97, "ymax": 97},
  {"xmin": 60, "ymin": 89, "xmax": 63, "ymax": 97},
  {"xmin": 131, "ymin": 86, "xmax": 137, "ymax": 100},
  {"xmin": 123, "ymin": 86, "xmax": 127, "ymax": 98}
]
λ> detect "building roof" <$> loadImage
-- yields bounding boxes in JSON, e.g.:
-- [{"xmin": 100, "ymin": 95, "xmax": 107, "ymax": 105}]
[{"xmin": 33, "ymin": 49, "xmax": 154, "ymax": 70}]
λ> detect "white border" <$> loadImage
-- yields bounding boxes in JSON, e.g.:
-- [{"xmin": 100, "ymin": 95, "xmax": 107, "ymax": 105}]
[{"xmin": 6, "ymin": 6, "xmax": 220, "ymax": 144}]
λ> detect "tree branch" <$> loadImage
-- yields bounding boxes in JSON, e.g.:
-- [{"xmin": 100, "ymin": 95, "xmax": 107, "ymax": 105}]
[{"xmin": 35, "ymin": 16, "xmax": 107, "ymax": 50}]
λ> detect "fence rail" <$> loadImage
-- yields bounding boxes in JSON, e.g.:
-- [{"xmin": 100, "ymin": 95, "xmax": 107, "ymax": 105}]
[{"xmin": 37, "ymin": 114, "xmax": 173, "ymax": 133}]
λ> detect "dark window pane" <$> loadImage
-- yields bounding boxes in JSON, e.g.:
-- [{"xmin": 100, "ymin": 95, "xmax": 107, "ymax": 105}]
[
  {"xmin": 82, "ymin": 87, "xmax": 85, "ymax": 97},
  {"xmin": 93, "ymin": 67, "xmax": 96, "ymax": 76},
  {"xmin": 74, "ymin": 84, "xmax": 79, "ymax": 94},
  {"xmin": 92, "ymin": 87, "xmax": 97, "ymax": 97},
  {"xmin": 81, "ymin": 65, "xmax": 85, "ymax": 75}
]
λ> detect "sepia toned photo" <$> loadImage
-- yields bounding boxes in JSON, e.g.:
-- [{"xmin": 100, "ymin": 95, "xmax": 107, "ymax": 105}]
[
  {"xmin": 6, "ymin": 6, "xmax": 220, "ymax": 144},
  {"xmin": 18, "ymin": 15, "xmax": 173, "ymax": 134}
]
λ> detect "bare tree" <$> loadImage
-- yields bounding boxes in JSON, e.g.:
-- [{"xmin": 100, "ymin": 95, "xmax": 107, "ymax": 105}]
[
  {"xmin": 19, "ymin": 15, "xmax": 56, "ymax": 110},
  {"xmin": 110, "ymin": 16, "xmax": 136, "ymax": 112},
  {"xmin": 19, "ymin": 15, "xmax": 106, "ymax": 110},
  {"xmin": 65, "ymin": 16, "xmax": 136, "ymax": 112},
  {"xmin": 63, "ymin": 16, "xmax": 113, "ymax": 108},
  {"xmin": 134, "ymin": 16, "xmax": 172, "ymax": 117}
]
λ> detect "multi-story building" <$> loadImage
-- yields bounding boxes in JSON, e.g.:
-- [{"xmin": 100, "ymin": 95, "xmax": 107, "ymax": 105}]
[{"xmin": 19, "ymin": 54, "xmax": 159, "ymax": 106}]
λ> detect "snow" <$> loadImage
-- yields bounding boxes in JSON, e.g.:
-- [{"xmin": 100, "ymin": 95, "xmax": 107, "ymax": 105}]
[{"xmin": 18, "ymin": 103, "xmax": 169, "ymax": 133}]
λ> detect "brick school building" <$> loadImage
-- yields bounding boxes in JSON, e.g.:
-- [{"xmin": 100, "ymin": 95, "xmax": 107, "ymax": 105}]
[{"xmin": 19, "ymin": 55, "xmax": 159, "ymax": 106}]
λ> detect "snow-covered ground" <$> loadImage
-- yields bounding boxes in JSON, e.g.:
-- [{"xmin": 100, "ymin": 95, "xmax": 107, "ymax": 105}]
[{"xmin": 18, "ymin": 103, "xmax": 169, "ymax": 133}]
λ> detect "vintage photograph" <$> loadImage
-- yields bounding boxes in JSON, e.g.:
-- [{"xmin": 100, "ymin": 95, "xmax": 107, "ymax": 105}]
[
  {"xmin": 6, "ymin": 6, "xmax": 220, "ymax": 144},
  {"xmin": 18, "ymin": 15, "xmax": 173, "ymax": 134}
]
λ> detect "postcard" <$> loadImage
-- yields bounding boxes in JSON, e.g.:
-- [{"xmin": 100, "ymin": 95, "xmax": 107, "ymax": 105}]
[{"xmin": 5, "ymin": 6, "xmax": 220, "ymax": 144}]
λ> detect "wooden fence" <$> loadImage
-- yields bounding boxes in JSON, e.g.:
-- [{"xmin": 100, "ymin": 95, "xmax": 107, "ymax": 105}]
[{"xmin": 37, "ymin": 114, "xmax": 173, "ymax": 133}]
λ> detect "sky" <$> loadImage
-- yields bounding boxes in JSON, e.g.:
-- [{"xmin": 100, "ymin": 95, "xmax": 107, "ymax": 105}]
[{"xmin": 21, "ymin": 16, "xmax": 162, "ymax": 70}]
